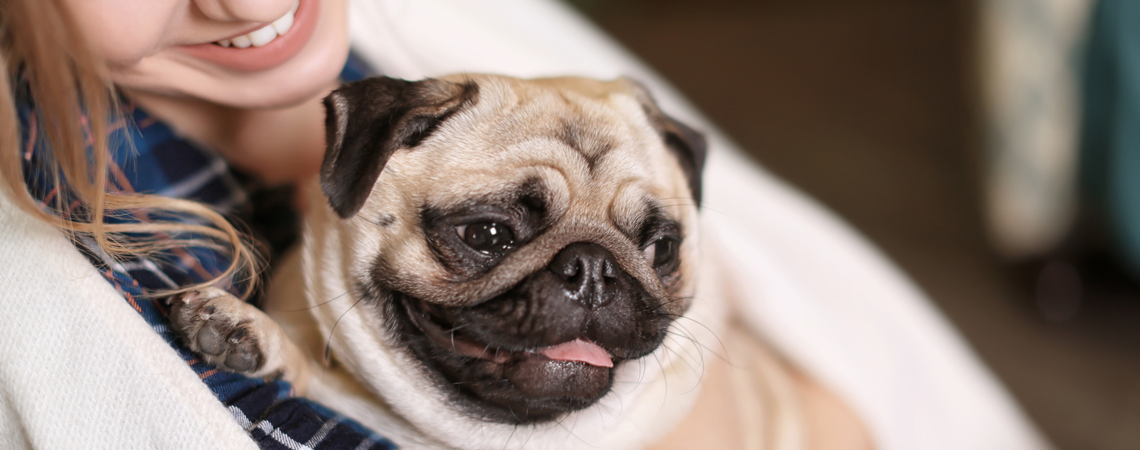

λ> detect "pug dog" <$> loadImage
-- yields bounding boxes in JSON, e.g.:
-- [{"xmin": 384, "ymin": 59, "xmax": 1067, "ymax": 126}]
[{"xmin": 169, "ymin": 74, "xmax": 803, "ymax": 449}]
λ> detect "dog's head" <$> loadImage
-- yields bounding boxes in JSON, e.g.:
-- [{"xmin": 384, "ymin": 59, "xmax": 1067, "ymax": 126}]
[{"xmin": 317, "ymin": 74, "xmax": 706, "ymax": 427}]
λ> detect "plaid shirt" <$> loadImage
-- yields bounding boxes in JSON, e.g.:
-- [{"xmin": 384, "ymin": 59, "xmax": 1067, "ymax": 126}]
[{"xmin": 17, "ymin": 55, "xmax": 396, "ymax": 450}]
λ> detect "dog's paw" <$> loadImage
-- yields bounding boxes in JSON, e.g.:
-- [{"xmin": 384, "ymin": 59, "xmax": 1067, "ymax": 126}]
[{"xmin": 167, "ymin": 286, "xmax": 273, "ymax": 376}]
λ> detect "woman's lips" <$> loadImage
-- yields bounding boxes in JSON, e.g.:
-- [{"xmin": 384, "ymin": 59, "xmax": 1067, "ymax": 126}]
[{"xmin": 176, "ymin": 0, "xmax": 320, "ymax": 72}]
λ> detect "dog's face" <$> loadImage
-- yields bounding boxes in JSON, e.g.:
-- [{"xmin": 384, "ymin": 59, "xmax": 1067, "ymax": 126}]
[{"xmin": 318, "ymin": 74, "xmax": 706, "ymax": 427}]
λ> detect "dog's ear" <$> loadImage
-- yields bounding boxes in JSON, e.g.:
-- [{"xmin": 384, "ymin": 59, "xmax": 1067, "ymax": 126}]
[
  {"xmin": 321, "ymin": 76, "xmax": 478, "ymax": 218},
  {"xmin": 620, "ymin": 78, "xmax": 708, "ymax": 206}
]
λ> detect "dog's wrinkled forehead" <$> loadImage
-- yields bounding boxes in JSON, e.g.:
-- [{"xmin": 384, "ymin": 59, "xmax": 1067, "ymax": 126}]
[
  {"xmin": 321, "ymin": 74, "xmax": 705, "ymax": 218},
  {"xmin": 397, "ymin": 76, "xmax": 677, "ymax": 219},
  {"xmin": 319, "ymin": 74, "xmax": 705, "ymax": 306}
]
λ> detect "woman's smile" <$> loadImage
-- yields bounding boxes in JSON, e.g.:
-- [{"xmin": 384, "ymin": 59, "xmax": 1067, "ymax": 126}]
[{"xmin": 179, "ymin": 0, "xmax": 321, "ymax": 72}]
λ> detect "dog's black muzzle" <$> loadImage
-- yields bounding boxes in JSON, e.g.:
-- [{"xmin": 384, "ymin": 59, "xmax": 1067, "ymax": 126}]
[{"xmin": 395, "ymin": 242, "xmax": 673, "ymax": 424}]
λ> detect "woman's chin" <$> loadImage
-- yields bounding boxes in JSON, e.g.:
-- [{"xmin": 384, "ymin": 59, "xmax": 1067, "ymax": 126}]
[
  {"xmin": 115, "ymin": 52, "xmax": 345, "ymax": 109},
  {"xmin": 198, "ymin": 45, "xmax": 350, "ymax": 109}
]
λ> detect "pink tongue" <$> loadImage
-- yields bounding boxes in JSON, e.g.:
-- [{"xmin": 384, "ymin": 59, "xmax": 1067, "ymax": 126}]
[{"xmin": 539, "ymin": 339, "xmax": 613, "ymax": 368}]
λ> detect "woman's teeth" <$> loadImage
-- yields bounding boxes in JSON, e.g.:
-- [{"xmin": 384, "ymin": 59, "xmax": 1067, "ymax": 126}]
[{"xmin": 216, "ymin": 0, "xmax": 298, "ymax": 48}]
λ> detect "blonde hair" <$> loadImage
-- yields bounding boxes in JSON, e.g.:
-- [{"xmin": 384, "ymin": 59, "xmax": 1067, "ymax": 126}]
[{"xmin": 0, "ymin": 0, "xmax": 260, "ymax": 299}]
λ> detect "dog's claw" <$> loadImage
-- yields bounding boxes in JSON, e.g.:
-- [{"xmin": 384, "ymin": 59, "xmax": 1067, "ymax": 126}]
[{"xmin": 167, "ymin": 286, "xmax": 267, "ymax": 376}]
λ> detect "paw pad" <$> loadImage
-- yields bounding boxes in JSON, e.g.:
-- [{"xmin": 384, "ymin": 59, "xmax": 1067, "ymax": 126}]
[{"xmin": 167, "ymin": 288, "xmax": 267, "ymax": 375}]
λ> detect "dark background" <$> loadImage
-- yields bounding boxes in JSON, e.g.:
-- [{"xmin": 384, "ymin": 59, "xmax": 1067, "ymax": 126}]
[{"xmin": 567, "ymin": 0, "xmax": 1140, "ymax": 449}]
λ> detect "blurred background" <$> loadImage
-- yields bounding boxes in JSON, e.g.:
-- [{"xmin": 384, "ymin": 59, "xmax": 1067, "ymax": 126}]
[{"xmin": 565, "ymin": 0, "xmax": 1140, "ymax": 449}]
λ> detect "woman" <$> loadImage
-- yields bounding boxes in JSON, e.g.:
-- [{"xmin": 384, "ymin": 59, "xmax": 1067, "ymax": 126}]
[
  {"xmin": 0, "ymin": 0, "xmax": 1049, "ymax": 448},
  {"xmin": 1, "ymin": 0, "xmax": 392, "ymax": 447}
]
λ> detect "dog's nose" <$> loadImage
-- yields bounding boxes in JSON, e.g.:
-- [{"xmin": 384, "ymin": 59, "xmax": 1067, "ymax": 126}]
[{"xmin": 548, "ymin": 243, "xmax": 621, "ymax": 310}]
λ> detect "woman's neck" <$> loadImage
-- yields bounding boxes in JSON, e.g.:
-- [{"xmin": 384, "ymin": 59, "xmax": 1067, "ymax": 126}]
[{"xmin": 123, "ymin": 83, "xmax": 338, "ymax": 185}]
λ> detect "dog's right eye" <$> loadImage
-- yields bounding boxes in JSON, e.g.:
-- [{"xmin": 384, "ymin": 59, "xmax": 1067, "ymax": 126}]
[{"xmin": 456, "ymin": 222, "xmax": 516, "ymax": 254}]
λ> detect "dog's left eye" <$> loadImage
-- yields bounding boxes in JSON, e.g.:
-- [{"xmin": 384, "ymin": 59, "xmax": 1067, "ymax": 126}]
[
  {"xmin": 456, "ymin": 222, "xmax": 516, "ymax": 254},
  {"xmin": 643, "ymin": 238, "xmax": 679, "ymax": 270}
]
